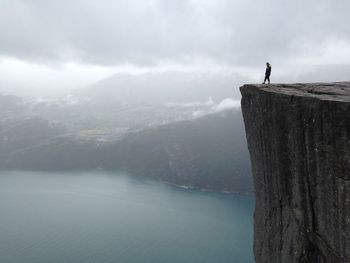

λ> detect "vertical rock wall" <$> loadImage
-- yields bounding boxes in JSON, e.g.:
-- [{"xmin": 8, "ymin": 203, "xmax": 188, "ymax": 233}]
[{"xmin": 240, "ymin": 83, "xmax": 350, "ymax": 263}]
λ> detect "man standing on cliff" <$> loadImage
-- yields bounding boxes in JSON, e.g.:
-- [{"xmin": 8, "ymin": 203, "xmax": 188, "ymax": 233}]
[{"xmin": 262, "ymin": 62, "xmax": 272, "ymax": 84}]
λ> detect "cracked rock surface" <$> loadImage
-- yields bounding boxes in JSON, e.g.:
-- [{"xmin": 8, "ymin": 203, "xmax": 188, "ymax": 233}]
[{"xmin": 240, "ymin": 83, "xmax": 350, "ymax": 263}]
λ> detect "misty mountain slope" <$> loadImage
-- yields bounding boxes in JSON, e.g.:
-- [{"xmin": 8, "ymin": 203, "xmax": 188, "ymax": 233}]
[
  {"xmin": 97, "ymin": 109, "xmax": 252, "ymax": 192},
  {"xmin": 23, "ymin": 71, "xmax": 243, "ymax": 131},
  {"xmin": 0, "ymin": 93, "xmax": 66, "ymax": 160},
  {"xmin": 76, "ymin": 71, "xmax": 244, "ymax": 105},
  {"xmin": 0, "ymin": 117, "xmax": 65, "ymax": 161},
  {"xmin": 3, "ymin": 110, "xmax": 252, "ymax": 193},
  {"xmin": 0, "ymin": 93, "xmax": 27, "ymax": 117}
]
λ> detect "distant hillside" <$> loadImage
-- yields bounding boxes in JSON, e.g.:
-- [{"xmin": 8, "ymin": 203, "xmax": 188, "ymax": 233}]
[
  {"xmin": 0, "ymin": 93, "xmax": 26, "ymax": 113},
  {"xmin": 77, "ymin": 71, "xmax": 244, "ymax": 105},
  {"xmin": 2, "ymin": 110, "xmax": 252, "ymax": 193}
]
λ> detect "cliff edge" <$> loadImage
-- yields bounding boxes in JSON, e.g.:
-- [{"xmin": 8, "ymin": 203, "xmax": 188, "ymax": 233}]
[{"xmin": 240, "ymin": 83, "xmax": 350, "ymax": 262}]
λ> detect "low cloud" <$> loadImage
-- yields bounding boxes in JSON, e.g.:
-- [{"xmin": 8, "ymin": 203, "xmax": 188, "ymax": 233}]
[
  {"xmin": 214, "ymin": 98, "xmax": 240, "ymax": 112},
  {"xmin": 1, "ymin": 0, "xmax": 349, "ymax": 67}
]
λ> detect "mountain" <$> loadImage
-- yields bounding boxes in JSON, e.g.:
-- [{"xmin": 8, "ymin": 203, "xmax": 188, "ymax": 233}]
[
  {"xmin": 0, "ymin": 93, "xmax": 26, "ymax": 116},
  {"xmin": 2, "ymin": 110, "xmax": 252, "ymax": 193},
  {"xmin": 20, "ymin": 71, "xmax": 243, "ymax": 131},
  {"xmin": 0, "ymin": 73, "xmax": 252, "ymax": 194},
  {"xmin": 76, "ymin": 71, "xmax": 244, "ymax": 105}
]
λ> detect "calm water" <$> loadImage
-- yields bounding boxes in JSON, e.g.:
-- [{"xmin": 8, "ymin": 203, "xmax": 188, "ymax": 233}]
[{"xmin": 0, "ymin": 171, "xmax": 254, "ymax": 263}]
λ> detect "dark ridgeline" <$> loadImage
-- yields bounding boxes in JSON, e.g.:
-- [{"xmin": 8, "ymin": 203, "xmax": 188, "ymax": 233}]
[{"xmin": 240, "ymin": 83, "xmax": 350, "ymax": 262}]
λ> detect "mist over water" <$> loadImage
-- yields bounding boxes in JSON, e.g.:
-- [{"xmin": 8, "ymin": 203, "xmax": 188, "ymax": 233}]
[{"xmin": 0, "ymin": 171, "xmax": 254, "ymax": 263}]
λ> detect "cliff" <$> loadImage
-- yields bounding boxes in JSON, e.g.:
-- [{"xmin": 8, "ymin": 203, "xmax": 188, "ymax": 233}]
[{"xmin": 240, "ymin": 83, "xmax": 350, "ymax": 262}]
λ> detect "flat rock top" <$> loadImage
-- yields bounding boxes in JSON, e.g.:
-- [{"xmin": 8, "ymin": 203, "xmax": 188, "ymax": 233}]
[{"xmin": 241, "ymin": 82, "xmax": 350, "ymax": 103}]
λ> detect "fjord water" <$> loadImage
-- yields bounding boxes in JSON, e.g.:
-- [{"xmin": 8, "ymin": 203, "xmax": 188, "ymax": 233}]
[{"xmin": 0, "ymin": 171, "xmax": 254, "ymax": 263}]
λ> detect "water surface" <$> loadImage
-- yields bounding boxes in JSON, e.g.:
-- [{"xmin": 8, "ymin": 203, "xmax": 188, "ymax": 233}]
[{"xmin": 0, "ymin": 171, "xmax": 254, "ymax": 263}]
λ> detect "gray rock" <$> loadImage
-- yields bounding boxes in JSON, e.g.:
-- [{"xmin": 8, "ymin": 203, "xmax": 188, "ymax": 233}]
[{"xmin": 240, "ymin": 83, "xmax": 350, "ymax": 262}]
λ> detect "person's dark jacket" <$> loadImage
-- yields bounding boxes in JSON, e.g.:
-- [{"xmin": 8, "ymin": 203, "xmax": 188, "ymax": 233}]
[{"xmin": 265, "ymin": 65, "xmax": 271, "ymax": 76}]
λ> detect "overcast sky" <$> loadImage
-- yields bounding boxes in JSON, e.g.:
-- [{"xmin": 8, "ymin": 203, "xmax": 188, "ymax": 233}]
[{"xmin": 1, "ymin": 0, "xmax": 350, "ymax": 97}]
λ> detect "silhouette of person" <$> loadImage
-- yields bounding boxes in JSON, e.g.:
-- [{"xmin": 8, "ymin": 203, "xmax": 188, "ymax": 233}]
[{"xmin": 262, "ymin": 62, "xmax": 271, "ymax": 84}]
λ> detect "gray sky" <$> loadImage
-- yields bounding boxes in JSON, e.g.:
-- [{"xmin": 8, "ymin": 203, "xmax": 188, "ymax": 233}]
[{"xmin": 1, "ymin": 0, "xmax": 350, "ymax": 97}]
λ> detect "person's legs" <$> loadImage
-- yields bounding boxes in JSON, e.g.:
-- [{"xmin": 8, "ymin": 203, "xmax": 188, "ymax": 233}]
[
  {"xmin": 262, "ymin": 75, "xmax": 268, "ymax": 84},
  {"xmin": 267, "ymin": 75, "xmax": 270, "ymax": 84}
]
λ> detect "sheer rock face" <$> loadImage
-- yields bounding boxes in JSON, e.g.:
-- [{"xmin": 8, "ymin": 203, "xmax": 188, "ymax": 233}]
[{"xmin": 240, "ymin": 83, "xmax": 350, "ymax": 263}]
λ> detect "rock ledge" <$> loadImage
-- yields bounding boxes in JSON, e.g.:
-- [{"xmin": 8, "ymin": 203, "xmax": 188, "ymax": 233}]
[{"xmin": 240, "ymin": 82, "xmax": 350, "ymax": 263}]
